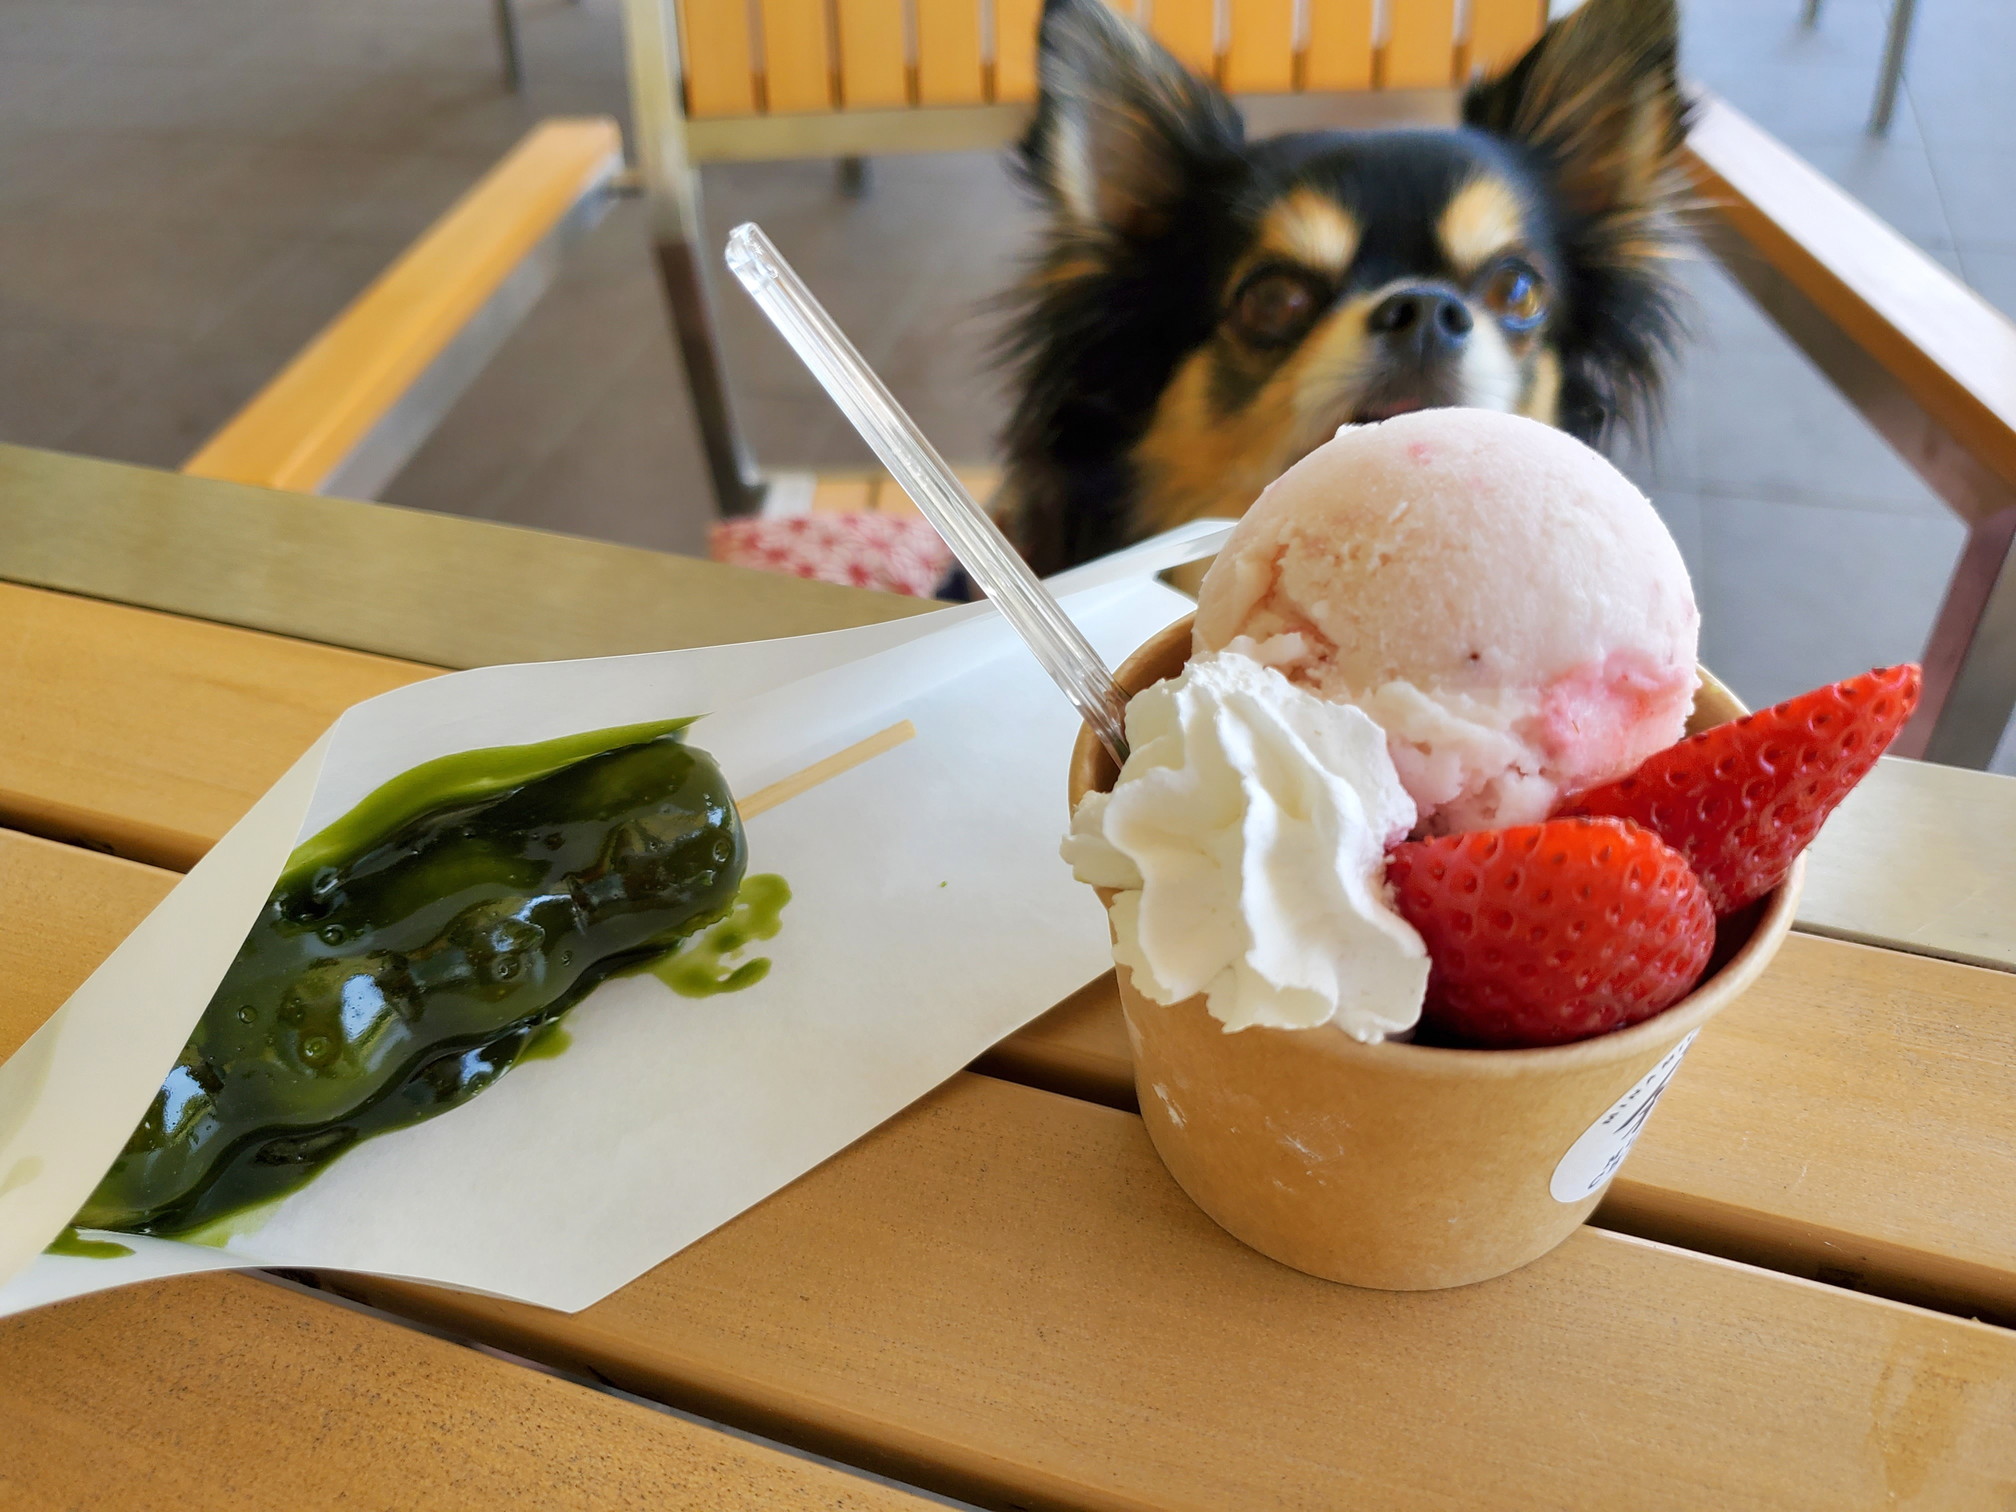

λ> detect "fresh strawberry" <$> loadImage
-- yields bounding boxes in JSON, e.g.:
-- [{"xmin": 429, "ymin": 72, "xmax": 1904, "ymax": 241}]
[
  {"xmin": 1386, "ymin": 818, "xmax": 1715, "ymax": 1049},
  {"xmin": 1566, "ymin": 665, "xmax": 1921, "ymax": 915}
]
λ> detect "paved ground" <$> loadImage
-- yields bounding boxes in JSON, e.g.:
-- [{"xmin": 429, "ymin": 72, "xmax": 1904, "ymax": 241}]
[{"xmin": 0, "ymin": 0, "xmax": 2008, "ymax": 761}]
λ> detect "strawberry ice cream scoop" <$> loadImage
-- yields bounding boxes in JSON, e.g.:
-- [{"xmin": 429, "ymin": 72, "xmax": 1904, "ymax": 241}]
[{"xmin": 1193, "ymin": 409, "xmax": 1699, "ymax": 834}]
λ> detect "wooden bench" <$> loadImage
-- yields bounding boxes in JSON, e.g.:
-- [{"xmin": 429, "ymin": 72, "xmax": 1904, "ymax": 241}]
[{"xmin": 180, "ymin": 118, "xmax": 623, "ymax": 501}]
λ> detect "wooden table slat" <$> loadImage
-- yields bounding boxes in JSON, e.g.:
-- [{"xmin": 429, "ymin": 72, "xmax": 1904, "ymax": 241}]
[
  {"xmin": 328, "ymin": 1073, "xmax": 2016, "ymax": 1512},
  {"xmin": 6, "ymin": 575, "xmax": 2012, "ymax": 968},
  {"xmin": 0, "ymin": 443, "xmax": 934, "ymax": 671},
  {"xmin": 0, "ymin": 1271, "xmax": 936, "ymax": 1510},
  {"xmin": 985, "ymin": 938, "xmax": 2016, "ymax": 1326},
  {"xmin": 1797, "ymin": 754, "xmax": 2016, "ymax": 973},
  {"xmin": 0, "ymin": 581, "xmax": 426, "ymax": 869}
]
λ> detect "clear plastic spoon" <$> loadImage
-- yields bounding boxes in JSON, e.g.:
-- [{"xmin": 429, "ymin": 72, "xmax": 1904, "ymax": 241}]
[{"xmin": 724, "ymin": 222, "xmax": 1131, "ymax": 765}]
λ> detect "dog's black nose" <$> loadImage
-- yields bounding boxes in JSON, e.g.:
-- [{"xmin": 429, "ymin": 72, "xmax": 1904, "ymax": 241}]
[{"xmin": 1367, "ymin": 286, "xmax": 1473, "ymax": 356}]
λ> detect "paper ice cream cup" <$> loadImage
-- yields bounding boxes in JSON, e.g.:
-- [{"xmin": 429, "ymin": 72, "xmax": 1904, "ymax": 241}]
[{"xmin": 1069, "ymin": 616, "xmax": 1802, "ymax": 1291}]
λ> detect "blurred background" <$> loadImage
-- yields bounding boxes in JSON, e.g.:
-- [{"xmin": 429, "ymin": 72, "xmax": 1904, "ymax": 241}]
[{"xmin": 0, "ymin": 0, "xmax": 2008, "ymax": 761}]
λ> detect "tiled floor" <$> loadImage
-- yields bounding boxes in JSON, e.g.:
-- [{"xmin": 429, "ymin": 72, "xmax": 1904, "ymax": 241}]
[{"xmin": 0, "ymin": 0, "xmax": 2010, "ymax": 762}]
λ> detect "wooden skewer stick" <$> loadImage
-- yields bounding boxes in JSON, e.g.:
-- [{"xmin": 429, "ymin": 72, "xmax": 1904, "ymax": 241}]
[{"xmin": 736, "ymin": 720, "xmax": 917, "ymax": 821}]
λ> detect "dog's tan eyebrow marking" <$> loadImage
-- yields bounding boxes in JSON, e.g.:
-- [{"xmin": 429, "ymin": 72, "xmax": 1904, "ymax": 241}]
[
  {"xmin": 1256, "ymin": 189, "xmax": 1359, "ymax": 273},
  {"xmin": 1439, "ymin": 177, "xmax": 1528, "ymax": 274}
]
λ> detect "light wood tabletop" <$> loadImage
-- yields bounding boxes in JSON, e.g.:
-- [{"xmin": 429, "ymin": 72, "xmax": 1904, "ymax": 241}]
[
  {"xmin": 5, "ymin": 450, "xmax": 2015, "ymax": 1509},
  {"xmin": 0, "ymin": 1270, "xmax": 937, "ymax": 1510}
]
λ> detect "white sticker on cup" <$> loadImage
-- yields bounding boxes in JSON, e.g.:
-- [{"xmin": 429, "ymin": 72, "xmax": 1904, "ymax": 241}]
[{"xmin": 1550, "ymin": 1031, "xmax": 1700, "ymax": 1204}]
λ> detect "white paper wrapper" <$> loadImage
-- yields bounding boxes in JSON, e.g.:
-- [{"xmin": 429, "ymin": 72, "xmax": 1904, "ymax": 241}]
[{"xmin": 0, "ymin": 524, "xmax": 1231, "ymax": 1317}]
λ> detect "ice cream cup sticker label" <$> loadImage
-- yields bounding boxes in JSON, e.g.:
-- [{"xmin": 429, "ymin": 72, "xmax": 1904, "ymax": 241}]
[{"xmin": 1549, "ymin": 1031, "xmax": 1699, "ymax": 1204}]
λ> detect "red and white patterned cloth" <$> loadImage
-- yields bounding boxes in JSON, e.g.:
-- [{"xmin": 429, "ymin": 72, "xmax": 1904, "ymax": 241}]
[{"xmin": 709, "ymin": 513, "xmax": 954, "ymax": 598}]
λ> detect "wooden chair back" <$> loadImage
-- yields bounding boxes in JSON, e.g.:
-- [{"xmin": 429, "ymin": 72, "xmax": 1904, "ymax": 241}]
[{"xmin": 676, "ymin": 0, "xmax": 1548, "ymax": 124}]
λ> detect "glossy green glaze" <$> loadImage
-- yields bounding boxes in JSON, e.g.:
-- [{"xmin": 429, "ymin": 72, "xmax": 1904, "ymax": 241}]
[
  {"xmin": 517, "ymin": 1021, "xmax": 574, "ymax": 1062},
  {"xmin": 45, "ymin": 1227, "xmax": 133, "ymax": 1259},
  {"xmin": 78, "ymin": 724, "xmax": 747, "ymax": 1238},
  {"xmin": 649, "ymin": 874, "xmax": 792, "ymax": 997}
]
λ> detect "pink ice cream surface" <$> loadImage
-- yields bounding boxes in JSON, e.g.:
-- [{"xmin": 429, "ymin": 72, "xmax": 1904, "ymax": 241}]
[{"xmin": 1192, "ymin": 409, "xmax": 1700, "ymax": 835}]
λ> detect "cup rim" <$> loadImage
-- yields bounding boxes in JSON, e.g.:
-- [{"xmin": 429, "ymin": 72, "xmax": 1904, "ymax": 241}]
[{"xmin": 1068, "ymin": 613, "xmax": 1804, "ymax": 1078}]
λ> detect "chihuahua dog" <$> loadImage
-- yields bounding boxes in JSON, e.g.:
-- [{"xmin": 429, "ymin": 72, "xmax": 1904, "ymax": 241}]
[{"xmin": 996, "ymin": 0, "xmax": 1693, "ymax": 575}]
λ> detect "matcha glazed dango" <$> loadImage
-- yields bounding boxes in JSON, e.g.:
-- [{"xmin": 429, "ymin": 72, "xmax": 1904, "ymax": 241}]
[{"xmin": 77, "ymin": 723, "xmax": 758, "ymax": 1238}]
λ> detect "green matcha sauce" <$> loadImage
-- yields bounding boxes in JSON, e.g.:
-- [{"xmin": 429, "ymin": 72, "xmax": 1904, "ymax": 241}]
[
  {"xmin": 518, "ymin": 1021, "xmax": 574, "ymax": 1062},
  {"xmin": 77, "ymin": 718, "xmax": 793, "ymax": 1241},
  {"xmin": 279, "ymin": 717, "xmax": 697, "ymax": 896},
  {"xmin": 45, "ymin": 1226, "xmax": 133, "ymax": 1260},
  {"xmin": 647, "ymin": 874, "xmax": 793, "ymax": 997}
]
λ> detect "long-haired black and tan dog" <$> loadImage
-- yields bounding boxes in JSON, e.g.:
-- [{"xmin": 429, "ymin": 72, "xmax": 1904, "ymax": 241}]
[{"xmin": 996, "ymin": 0, "xmax": 1693, "ymax": 575}]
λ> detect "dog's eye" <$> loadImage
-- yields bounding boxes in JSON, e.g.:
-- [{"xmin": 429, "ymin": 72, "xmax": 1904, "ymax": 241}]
[
  {"xmin": 1229, "ymin": 269, "xmax": 1326, "ymax": 347},
  {"xmin": 1480, "ymin": 262, "xmax": 1548, "ymax": 330}
]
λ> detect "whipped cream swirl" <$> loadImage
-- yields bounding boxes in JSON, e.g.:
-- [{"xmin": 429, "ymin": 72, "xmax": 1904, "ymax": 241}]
[{"xmin": 1063, "ymin": 651, "xmax": 1428, "ymax": 1040}]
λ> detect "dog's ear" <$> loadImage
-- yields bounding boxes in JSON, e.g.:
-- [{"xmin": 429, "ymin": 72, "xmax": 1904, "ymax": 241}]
[
  {"xmin": 1019, "ymin": 0, "xmax": 1241, "ymax": 241},
  {"xmin": 1462, "ymin": 0, "xmax": 1689, "ymax": 229}
]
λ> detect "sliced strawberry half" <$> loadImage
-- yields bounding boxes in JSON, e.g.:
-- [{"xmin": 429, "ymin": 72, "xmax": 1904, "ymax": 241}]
[
  {"xmin": 1566, "ymin": 665, "xmax": 1921, "ymax": 915},
  {"xmin": 1387, "ymin": 817, "xmax": 1715, "ymax": 1049}
]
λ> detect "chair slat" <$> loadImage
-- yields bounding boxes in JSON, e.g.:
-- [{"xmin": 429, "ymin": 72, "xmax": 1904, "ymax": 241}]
[
  {"xmin": 836, "ymin": 0, "xmax": 911, "ymax": 108},
  {"xmin": 1223, "ymin": 0, "xmax": 1296, "ymax": 94},
  {"xmin": 1149, "ymin": 0, "xmax": 1217, "ymax": 79},
  {"xmin": 810, "ymin": 475, "xmax": 878, "ymax": 514},
  {"xmin": 758, "ymin": 0, "xmax": 835, "ymax": 112},
  {"xmin": 1465, "ymin": 0, "xmax": 1546, "ymax": 81},
  {"xmin": 1303, "ymin": 0, "xmax": 1375, "ymax": 91},
  {"xmin": 916, "ymin": 0, "xmax": 986, "ymax": 104},
  {"xmin": 992, "ymin": 0, "xmax": 1042, "ymax": 102},
  {"xmin": 681, "ymin": 0, "xmax": 761, "ymax": 117},
  {"xmin": 1383, "ymin": 0, "xmax": 1456, "ymax": 88}
]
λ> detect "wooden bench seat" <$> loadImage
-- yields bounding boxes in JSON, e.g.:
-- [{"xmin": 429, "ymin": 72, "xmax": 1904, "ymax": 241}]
[{"xmin": 181, "ymin": 119, "xmax": 623, "ymax": 501}]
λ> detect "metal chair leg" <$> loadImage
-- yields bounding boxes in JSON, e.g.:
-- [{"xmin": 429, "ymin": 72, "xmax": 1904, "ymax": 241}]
[
  {"xmin": 655, "ymin": 236, "xmax": 766, "ymax": 516},
  {"xmin": 493, "ymin": 0, "xmax": 526, "ymax": 92},
  {"xmin": 1914, "ymin": 510, "xmax": 2016, "ymax": 770},
  {"xmin": 1869, "ymin": 0, "xmax": 1919, "ymax": 136},
  {"xmin": 622, "ymin": 0, "xmax": 766, "ymax": 517},
  {"xmin": 837, "ymin": 157, "xmax": 871, "ymax": 197}
]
